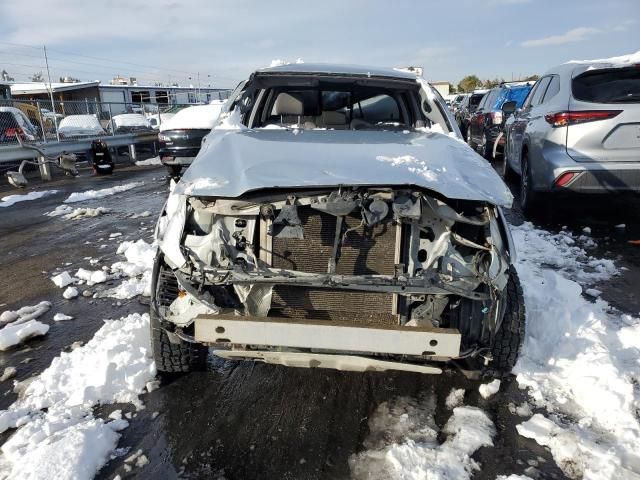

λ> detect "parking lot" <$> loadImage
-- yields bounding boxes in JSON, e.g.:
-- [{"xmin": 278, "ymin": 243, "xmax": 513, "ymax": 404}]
[{"xmin": 0, "ymin": 156, "xmax": 638, "ymax": 479}]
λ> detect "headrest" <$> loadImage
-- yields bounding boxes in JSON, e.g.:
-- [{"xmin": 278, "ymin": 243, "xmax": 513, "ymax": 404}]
[{"xmin": 273, "ymin": 93, "xmax": 304, "ymax": 116}]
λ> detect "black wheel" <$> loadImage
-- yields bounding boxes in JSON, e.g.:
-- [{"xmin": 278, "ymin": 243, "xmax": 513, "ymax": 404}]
[
  {"xmin": 520, "ymin": 151, "xmax": 543, "ymax": 216},
  {"xmin": 466, "ymin": 128, "xmax": 476, "ymax": 149},
  {"xmin": 489, "ymin": 266, "xmax": 525, "ymax": 374},
  {"xmin": 479, "ymin": 132, "xmax": 493, "ymax": 160},
  {"xmin": 166, "ymin": 165, "xmax": 182, "ymax": 178},
  {"xmin": 150, "ymin": 261, "xmax": 207, "ymax": 373},
  {"xmin": 150, "ymin": 308, "xmax": 208, "ymax": 373},
  {"xmin": 501, "ymin": 153, "xmax": 518, "ymax": 183}
]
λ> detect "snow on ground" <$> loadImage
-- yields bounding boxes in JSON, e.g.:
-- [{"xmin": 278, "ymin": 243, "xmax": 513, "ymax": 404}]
[
  {"xmin": 75, "ymin": 268, "xmax": 108, "ymax": 285},
  {"xmin": 478, "ymin": 379, "xmax": 501, "ymax": 399},
  {"xmin": 349, "ymin": 394, "xmax": 495, "ymax": 479},
  {"xmin": 51, "ymin": 271, "xmax": 74, "ymax": 288},
  {"xmin": 512, "ymin": 222, "xmax": 640, "ymax": 479},
  {"xmin": 64, "ymin": 182, "xmax": 144, "ymax": 203},
  {"xmin": 135, "ymin": 156, "xmax": 161, "ymax": 166},
  {"xmin": 0, "ymin": 320, "xmax": 49, "ymax": 351},
  {"xmin": 0, "ymin": 312, "xmax": 155, "ymax": 480},
  {"xmin": 103, "ymin": 239, "xmax": 156, "ymax": 299},
  {"xmin": 0, "ymin": 301, "xmax": 51, "ymax": 325},
  {"xmin": 444, "ymin": 388, "xmax": 465, "ymax": 409},
  {"xmin": 46, "ymin": 205, "xmax": 109, "ymax": 220},
  {"xmin": 0, "ymin": 190, "xmax": 58, "ymax": 208},
  {"xmin": 510, "ymin": 222, "xmax": 617, "ymax": 284}
]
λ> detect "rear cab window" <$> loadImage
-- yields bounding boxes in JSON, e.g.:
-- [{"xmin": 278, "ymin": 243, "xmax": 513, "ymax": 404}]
[{"xmin": 572, "ymin": 66, "xmax": 640, "ymax": 103}]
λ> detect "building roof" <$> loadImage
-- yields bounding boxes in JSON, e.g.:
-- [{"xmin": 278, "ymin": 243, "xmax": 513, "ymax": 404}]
[
  {"xmin": 10, "ymin": 81, "xmax": 100, "ymax": 95},
  {"xmin": 255, "ymin": 63, "xmax": 419, "ymax": 80},
  {"xmin": 99, "ymin": 84, "xmax": 226, "ymax": 91},
  {"xmin": 431, "ymin": 81, "xmax": 450, "ymax": 86}
]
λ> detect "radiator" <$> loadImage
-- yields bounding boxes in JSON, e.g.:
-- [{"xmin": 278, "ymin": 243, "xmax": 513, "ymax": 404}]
[{"xmin": 269, "ymin": 206, "xmax": 399, "ymax": 325}]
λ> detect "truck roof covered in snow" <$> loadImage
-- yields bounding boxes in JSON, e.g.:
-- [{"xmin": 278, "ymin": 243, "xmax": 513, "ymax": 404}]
[{"xmin": 255, "ymin": 63, "xmax": 419, "ymax": 80}]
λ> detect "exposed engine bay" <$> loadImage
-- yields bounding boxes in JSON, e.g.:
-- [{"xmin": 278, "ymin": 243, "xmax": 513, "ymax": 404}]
[{"xmin": 154, "ymin": 186, "xmax": 514, "ymax": 367}]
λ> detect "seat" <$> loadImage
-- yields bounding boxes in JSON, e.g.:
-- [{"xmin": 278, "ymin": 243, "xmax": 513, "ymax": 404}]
[{"xmin": 319, "ymin": 111, "xmax": 348, "ymax": 129}]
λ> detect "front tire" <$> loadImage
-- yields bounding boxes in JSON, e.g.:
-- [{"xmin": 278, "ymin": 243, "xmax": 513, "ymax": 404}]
[
  {"xmin": 166, "ymin": 164, "xmax": 182, "ymax": 178},
  {"xmin": 490, "ymin": 266, "xmax": 525, "ymax": 374},
  {"xmin": 150, "ymin": 309, "xmax": 208, "ymax": 373}
]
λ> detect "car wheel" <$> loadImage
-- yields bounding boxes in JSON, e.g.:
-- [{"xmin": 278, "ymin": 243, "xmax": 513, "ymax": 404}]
[
  {"xmin": 466, "ymin": 128, "xmax": 476, "ymax": 149},
  {"xmin": 150, "ymin": 308, "xmax": 208, "ymax": 373},
  {"xmin": 488, "ymin": 265, "xmax": 525, "ymax": 375},
  {"xmin": 150, "ymin": 261, "xmax": 208, "ymax": 374},
  {"xmin": 166, "ymin": 165, "xmax": 182, "ymax": 178},
  {"xmin": 501, "ymin": 153, "xmax": 518, "ymax": 183},
  {"xmin": 519, "ymin": 151, "xmax": 543, "ymax": 216},
  {"xmin": 480, "ymin": 133, "xmax": 493, "ymax": 160}
]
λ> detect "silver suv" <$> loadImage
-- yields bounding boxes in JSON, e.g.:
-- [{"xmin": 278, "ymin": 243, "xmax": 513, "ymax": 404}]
[{"xmin": 503, "ymin": 57, "xmax": 640, "ymax": 214}]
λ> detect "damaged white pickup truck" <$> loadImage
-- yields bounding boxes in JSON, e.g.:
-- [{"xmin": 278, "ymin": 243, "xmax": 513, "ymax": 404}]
[{"xmin": 152, "ymin": 63, "xmax": 525, "ymax": 375}]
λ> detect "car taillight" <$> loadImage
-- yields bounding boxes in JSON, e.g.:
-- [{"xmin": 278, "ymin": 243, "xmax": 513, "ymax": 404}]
[
  {"xmin": 544, "ymin": 110, "xmax": 622, "ymax": 127},
  {"xmin": 491, "ymin": 111, "xmax": 503, "ymax": 125},
  {"xmin": 554, "ymin": 171, "xmax": 579, "ymax": 187},
  {"xmin": 4, "ymin": 127, "xmax": 23, "ymax": 137}
]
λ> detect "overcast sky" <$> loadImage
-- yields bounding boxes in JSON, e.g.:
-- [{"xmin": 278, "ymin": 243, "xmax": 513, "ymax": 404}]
[{"xmin": 0, "ymin": 0, "xmax": 637, "ymax": 88}]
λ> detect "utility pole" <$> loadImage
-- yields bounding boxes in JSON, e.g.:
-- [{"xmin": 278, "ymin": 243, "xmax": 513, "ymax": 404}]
[{"xmin": 43, "ymin": 45, "xmax": 60, "ymax": 142}]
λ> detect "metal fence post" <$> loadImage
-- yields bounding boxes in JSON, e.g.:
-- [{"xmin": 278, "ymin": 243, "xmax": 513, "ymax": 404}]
[
  {"xmin": 38, "ymin": 154, "xmax": 51, "ymax": 181},
  {"xmin": 129, "ymin": 143, "xmax": 137, "ymax": 162},
  {"xmin": 108, "ymin": 103, "xmax": 114, "ymax": 136},
  {"xmin": 36, "ymin": 100, "xmax": 47, "ymax": 143}
]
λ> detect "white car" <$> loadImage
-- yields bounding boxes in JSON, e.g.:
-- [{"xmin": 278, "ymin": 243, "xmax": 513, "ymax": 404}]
[
  {"xmin": 57, "ymin": 115, "xmax": 106, "ymax": 138},
  {"xmin": 107, "ymin": 113, "xmax": 153, "ymax": 134},
  {"xmin": 150, "ymin": 63, "xmax": 525, "ymax": 377}
]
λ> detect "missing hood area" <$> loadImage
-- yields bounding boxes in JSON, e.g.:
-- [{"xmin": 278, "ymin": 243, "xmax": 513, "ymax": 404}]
[{"xmin": 154, "ymin": 185, "xmax": 512, "ymax": 357}]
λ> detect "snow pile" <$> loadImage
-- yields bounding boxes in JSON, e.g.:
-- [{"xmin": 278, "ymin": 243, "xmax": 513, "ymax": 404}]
[
  {"xmin": 105, "ymin": 239, "xmax": 156, "ymax": 299},
  {"xmin": 0, "ymin": 320, "xmax": 49, "ymax": 351},
  {"xmin": 0, "ymin": 190, "xmax": 58, "ymax": 208},
  {"xmin": 46, "ymin": 205, "xmax": 109, "ymax": 220},
  {"xmin": 159, "ymin": 104, "xmax": 223, "ymax": 131},
  {"xmin": 513, "ymin": 222, "xmax": 640, "ymax": 478},
  {"xmin": 478, "ymin": 379, "xmax": 500, "ymax": 399},
  {"xmin": 376, "ymin": 155, "xmax": 439, "ymax": 182},
  {"xmin": 63, "ymin": 287, "xmax": 79, "ymax": 299},
  {"xmin": 75, "ymin": 268, "xmax": 108, "ymax": 285},
  {"xmin": 510, "ymin": 222, "xmax": 617, "ymax": 284},
  {"xmin": 0, "ymin": 313, "xmax": 155, "ymax": 480},
  {"xmin": 268, "ymin": 58, "xmax": 304, "ymax": 67},
  {"xmin": 135, "ymin": 156, "xmax": 162, "ymax": 166},
  {"xmin": 51, "ymin": 271, "xmax": 75, "ymax": 288},
  {"xmin": 0, "ymin": 301, "xmax": 51, "ymax": 325},
  {"xmin": 349, "ymin": 394, "xmax": 495, "ymax": 479},
  {"xmin": 53, "ymin": 313, "xmax": 73, "ymax": 322},
  {"xmin": 64, "ymin": 182, "xmax": 143, "ymax": 203},
  {"xmin": 444, "ymin": 388, "xmax": 465, "ymax": 409}
]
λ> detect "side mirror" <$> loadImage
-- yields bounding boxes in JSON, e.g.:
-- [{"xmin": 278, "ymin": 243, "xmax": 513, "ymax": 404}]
[{"xmin": 502, "ymin": 101, "xmax": 517, "ymax": 117}]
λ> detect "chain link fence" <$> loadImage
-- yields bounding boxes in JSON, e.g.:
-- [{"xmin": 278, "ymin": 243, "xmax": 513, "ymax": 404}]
[{"xmin": 0, "ymin": 94, "xmax": 230, "ymax": 145}]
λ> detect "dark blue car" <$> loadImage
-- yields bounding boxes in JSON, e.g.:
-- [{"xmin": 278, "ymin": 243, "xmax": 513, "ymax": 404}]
[{"xmin": 467, "ymin": 82, "xmax": 534, "ymax": 159}]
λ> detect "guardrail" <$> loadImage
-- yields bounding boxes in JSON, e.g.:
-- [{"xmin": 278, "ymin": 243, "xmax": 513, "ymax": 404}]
[{"xmin": 0, "ymin": 131, "xmax": 159, "ymax": 180}]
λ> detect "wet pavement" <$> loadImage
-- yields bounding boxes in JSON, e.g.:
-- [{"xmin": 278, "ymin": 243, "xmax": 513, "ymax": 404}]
[{"xmin": 0, "ymin": 158, "xmax": 639, "ymax": 480}]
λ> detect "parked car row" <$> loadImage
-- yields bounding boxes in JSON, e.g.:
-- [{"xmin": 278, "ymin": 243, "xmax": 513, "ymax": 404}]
[
  {"xmin": 466, "ymin": 81, "xmax": 534, "ymax": 159},
  {"xmin": 503, "ymin": 58, "xmax": 640, "ymax": 214}
]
